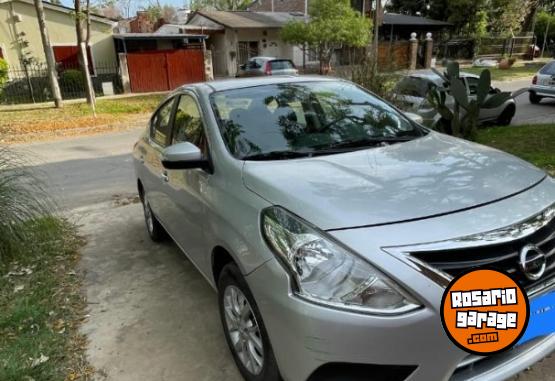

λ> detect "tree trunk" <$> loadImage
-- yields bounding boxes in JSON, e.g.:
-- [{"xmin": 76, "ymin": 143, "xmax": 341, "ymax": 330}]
[
  {"xmin": 75, "ymin": 0, "xmax": 96, "ymax": 115},
  {"xmin": 33, "ymin": 0, "xmax": 63, "ymax": 108},
  {"xmin": 372, "ymin": 0, "xmax": 381, "ymax": 74}
]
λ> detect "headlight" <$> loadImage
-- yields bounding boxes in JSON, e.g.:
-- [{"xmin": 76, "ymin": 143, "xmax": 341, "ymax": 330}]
[{"xmin": 261, "ymin": 206, "xmax": 421, "ymax": 315}]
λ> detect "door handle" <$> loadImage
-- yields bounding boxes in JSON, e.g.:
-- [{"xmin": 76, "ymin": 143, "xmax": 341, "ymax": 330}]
[{"xmin": 161, "ymin": 171, "xmax": 169, "ymax": 182}]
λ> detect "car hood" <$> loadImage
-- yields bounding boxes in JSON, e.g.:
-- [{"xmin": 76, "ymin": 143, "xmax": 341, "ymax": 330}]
[{"xmin": 243, "ymin": 132, "xmax": 546, "ymax": 230}]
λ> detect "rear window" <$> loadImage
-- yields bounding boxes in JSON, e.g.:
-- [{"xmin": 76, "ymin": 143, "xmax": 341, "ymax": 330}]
[
  {"xmin": 539, "ymin": 62, "xmax": 555, "ymax": 75},
  {"xmin": 395, "ymin": 77, "xmax": 436, "ymax": 97},
  {"xmin": 270, "ymin": 60, "xmax": 295, "ymax": 70}
]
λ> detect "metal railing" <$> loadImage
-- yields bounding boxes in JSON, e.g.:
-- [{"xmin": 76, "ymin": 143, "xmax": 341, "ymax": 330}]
[{"xmin": 0, "ymin": 62, "xmax": 123, "ymax": 105}]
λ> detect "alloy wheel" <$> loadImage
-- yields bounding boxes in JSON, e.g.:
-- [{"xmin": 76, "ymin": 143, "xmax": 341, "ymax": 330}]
[
  {"xmin": 223, "ymin": 285, "xmax": 264, "ymax": 375},
  {"xmin": 143, "ymin": 198, "xmax": 154, "ymax": 234}
]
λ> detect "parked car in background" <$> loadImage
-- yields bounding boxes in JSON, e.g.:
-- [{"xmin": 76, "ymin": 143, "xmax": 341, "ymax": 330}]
[
  {"xmin": 529, "ymin": 60, "xmax": 555, "ymax": 104},
  {"xmin": 134, "ymin": 76, "xmax": 555, "ymax": 381},
  {"xmin": 236, "ymin": 57, "xmax": 298, "ymax": 77},
  {"xmin": 394, "ymin": 70, "xmax": 516, "ymax": 127}
]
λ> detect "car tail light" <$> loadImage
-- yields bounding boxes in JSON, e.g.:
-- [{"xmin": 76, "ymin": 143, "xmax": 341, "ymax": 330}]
[
  {"xmin": 264, "ymin": 62, "xmax": 272, "ymax": 75},
  {"xmin": 532, "ymin": 75, "xmax": 538, "ymax": 85}
]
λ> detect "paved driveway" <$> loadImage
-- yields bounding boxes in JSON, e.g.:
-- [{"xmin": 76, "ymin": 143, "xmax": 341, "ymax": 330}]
[{"xmin": 19, "ymin": 100, "xmax": 554, "ymax": 380}]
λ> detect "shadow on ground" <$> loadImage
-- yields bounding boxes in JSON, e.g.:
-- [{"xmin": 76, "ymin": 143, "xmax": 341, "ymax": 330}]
[{"xmin": 76, "ymin": 202, "xmax": 241, "ymax": 381}]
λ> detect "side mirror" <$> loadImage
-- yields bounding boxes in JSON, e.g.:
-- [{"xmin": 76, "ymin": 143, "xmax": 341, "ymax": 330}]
[
  {"xmin": 404, "ymin": 112, "xmax": 424, "ymax": 125},
  {"xmin": 239, "ymin": 64, "xmax": 246, "ymax": 70},
  {"xmin": 161, "ymin": 142, "xmax": 209, "ymax": 170}
]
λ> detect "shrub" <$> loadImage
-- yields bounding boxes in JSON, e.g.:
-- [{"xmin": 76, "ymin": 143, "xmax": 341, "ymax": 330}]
[
  {"xmin": 351, "ymin": 58, "xmax": 401, "ymax": 105},
  {"xmin": 0, "ymin": 147, "xmax": 57, "ymax": 264},
  {"xmin": 0, "ymin": 58, "xmax": 7, "ymax": 86},
  {"xmin": 60, "ymin": 69, "xmax": 85, "ymax": 94}
]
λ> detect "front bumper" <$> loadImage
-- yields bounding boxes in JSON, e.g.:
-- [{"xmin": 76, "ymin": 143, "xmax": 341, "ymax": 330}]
[
  {"xmin": 246, "ymin": 178, "xmax": 555, "ymax": 381},
  {"xmin": 248, "ymin": 259, "xmax": 555, "ymax": 381}
]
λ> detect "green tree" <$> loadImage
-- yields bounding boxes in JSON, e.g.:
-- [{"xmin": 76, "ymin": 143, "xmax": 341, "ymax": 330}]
[
  {"xmin": 487, "ymin": 0, "xmax": 528, "ymax": 35},
  {"xmin": 190, "ymin": 0, "xmax": 251, "ymax": 11},
  {"xmin": 281, "ymin": 0, "xmax": 372, "ymax": 74},
  {"xmin": 535, "ymin": 11, "xmax": 555, "ymax": 55}
]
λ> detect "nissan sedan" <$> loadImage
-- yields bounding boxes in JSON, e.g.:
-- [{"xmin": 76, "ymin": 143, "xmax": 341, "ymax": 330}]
[{"xmin": 133, "ymin": 76, "xmax": 555, "ymax": 381}]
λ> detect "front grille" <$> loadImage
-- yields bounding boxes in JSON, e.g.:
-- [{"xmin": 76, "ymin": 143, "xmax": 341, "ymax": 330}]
[{"xmin": 410, "ymin": 217, "xmax": 555, "ymax": 290}]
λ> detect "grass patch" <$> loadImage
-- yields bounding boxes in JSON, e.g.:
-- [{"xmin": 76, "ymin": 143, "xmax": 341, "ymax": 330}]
[
  {"xmin": 0, "ymin": 94, "xmax": 165, "ymax": 143},
  {"xmin": 464, "ymin": 62, "xmax": 544, "ymax": 81},
  {"xmin": 476, "ymin": 124, "xmax": 555, "ymax": 175},
  {"xmin": 0, "ymin": 218, "xmax": 89, "ymax": 381}
]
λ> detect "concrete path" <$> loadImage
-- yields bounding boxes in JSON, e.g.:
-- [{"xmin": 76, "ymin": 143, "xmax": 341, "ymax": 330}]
[{"xmin": 75, "ymin": 201, "xmax": 240, "ymax": 381}]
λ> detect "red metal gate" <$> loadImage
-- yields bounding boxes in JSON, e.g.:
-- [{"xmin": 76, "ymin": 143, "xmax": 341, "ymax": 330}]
[{"xmin": 127, "ymin": 49, "xmax": 205, "ymax": 93}]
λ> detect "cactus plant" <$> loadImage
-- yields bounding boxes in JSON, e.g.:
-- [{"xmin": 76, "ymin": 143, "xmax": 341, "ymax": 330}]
[{"xmin": 427, "ymin": 61, "xmax": 512, "ymax": 140}]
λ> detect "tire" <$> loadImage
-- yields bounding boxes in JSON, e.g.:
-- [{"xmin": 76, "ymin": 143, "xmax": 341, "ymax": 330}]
[
  {"xmin": 529, "ymin": 92, "xmax": 542, "ymax": 104},
  {"xmin": 141, "ymin": 195, "xmax": 166, "ymax": 242},
  {"xmin": 218, "ymin": 263, "xmax": 281, "ymax": 381},
  {"xmin": 496, "ymin": 105, "xmax": 515, "ymax": 126}
]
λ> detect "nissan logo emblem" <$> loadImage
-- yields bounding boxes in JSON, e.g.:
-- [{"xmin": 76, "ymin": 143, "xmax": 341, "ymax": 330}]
[{"xmin": 519, "ymin": 244, "xmax": 547, "ymax": 281}]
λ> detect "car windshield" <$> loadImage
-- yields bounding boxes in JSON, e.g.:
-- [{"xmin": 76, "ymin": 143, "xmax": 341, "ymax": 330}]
[
  {"xmin": 395, "ymin": 77, "xmax": 436, "ymax": 97},
  {"xmin": 210, "ymin": 81, "xmax": 426, "ymax": 160},
  {"xmin": 540, "ymin": 62, "xmax": 555, "ymax": 75}
]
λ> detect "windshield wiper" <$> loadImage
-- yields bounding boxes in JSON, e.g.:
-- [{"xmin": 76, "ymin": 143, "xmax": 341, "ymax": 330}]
[
  {"xmin": 318, "ymin": 137, "xmax": 414, "ymax": 150},
  {"xmin": 242, "ymin": 150, "xmax": 313, "ymax": 161}
]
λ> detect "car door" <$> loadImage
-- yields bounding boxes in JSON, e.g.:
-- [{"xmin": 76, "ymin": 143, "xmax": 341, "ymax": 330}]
[
  {"xmin": 162, "ymin": 93, "xmax": 211, "ymax": 273},
  {"xmin": 464, "ymin": 76, "xmax": 499, "ymax": 121},
  {"xmin": 142, "ymin": 96, "xmax": 177, "ymax": 224}
]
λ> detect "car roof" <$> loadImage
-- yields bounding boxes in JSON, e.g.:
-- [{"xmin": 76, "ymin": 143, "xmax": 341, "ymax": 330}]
[
  {"xmin": 406, "ymin": 69, "xmax": 478, "ymax": 82},
  {"xmin": 249, "ymin": 56, "xmax": 276, "ymax": 61},
  {"xmin": 179, "ymin": 75, "xmax": 340, "ymax": 93}
]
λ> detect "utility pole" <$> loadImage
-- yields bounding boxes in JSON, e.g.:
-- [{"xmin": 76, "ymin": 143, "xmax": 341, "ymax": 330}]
[{"xmin": 33, "ymin": 0, "xmax": 63, "ymax": 107}]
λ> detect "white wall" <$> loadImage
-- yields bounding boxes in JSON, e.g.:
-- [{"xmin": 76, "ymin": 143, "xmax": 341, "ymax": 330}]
[{"xmin": 213, "ymin": 28, "xmax": 304, "ymax": 77}]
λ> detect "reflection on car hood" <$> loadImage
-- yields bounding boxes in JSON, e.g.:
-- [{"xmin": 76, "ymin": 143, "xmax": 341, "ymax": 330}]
[{"xmin": 243, "ymin": 132, "xmax": 546, "ymax": 230}]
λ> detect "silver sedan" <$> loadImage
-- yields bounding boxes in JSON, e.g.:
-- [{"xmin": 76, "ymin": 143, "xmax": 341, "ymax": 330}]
[
  {"xmin": 394, "ymin": 70, "xmax": 517, "ymax": 127},
  {"xmin": 133, "ymin": 76, "xmax": 555, "ymax": 381}
]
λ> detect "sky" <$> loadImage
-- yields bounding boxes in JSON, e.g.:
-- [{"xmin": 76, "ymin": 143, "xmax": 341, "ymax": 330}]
[{"xmin": 60, "ymin": 0, "xmax": 192, "ymax": 16}]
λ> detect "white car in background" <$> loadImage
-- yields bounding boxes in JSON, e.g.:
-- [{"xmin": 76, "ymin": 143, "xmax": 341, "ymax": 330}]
[{"xmin": 529, "ymin": 61, "xmax": 555, "ymax": 104}]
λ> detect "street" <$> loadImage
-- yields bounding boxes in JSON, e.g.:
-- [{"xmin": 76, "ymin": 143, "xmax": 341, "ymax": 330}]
[
  {"xmin": 494, "ymin": 77, "xmax": 555, "ymax": 125},
  {"xmin": 16, "ymin": 80, "xmax": 554, "ymax": 381}
]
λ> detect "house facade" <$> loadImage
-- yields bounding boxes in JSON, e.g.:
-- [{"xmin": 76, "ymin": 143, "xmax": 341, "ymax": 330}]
[
  {"xmin": 186, "ymin": 10, "xmax": 310, "ymax": 77},
  {"xmin": 0, "ymin": 0, "xmax": 116, "ymax": 70}
]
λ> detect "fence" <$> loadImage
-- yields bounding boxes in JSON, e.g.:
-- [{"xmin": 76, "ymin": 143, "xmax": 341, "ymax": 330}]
[
  {"xmin": 0, "ymin": 62, "xmax": 123, "ymax": 105},
  {"xmin": 435, "ymin": 35, "xmax": 536, "ymax": 61},
  {"xmin": 333, "ymin": 41, "xmax": 412, "ymax": 69}
]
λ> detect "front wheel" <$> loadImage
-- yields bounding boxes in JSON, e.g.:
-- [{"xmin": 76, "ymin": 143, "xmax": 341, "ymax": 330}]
[
  {"xmin": 496, "ymin": 105, "xmax": 515, "ymax": 126},
  {"xmin": 218, "ymin": 263, "xmax": 281, "ymax": 381},
  {"xmin": 141, "ymin": 195, "xmax": 166, "ymax": 242}
]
